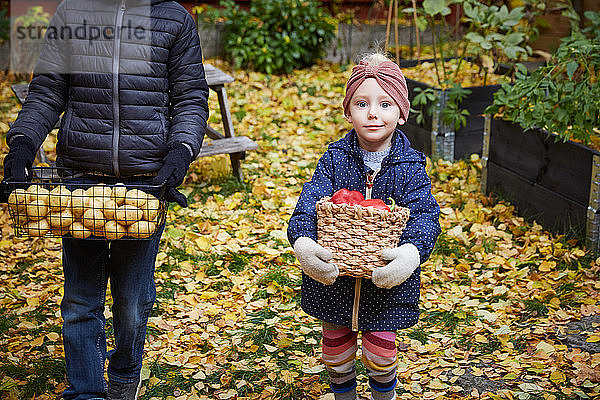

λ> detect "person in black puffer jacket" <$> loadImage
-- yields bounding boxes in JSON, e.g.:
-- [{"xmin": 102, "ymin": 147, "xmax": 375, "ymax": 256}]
[{"xmin": 2, "ymin": 1, "xmax": 209, "ymax": 399}]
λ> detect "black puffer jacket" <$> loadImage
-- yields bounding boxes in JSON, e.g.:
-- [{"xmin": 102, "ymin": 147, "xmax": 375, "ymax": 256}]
[{"xmin": 7, "ymin": 0, "xmax": 209, "ymax": 177}]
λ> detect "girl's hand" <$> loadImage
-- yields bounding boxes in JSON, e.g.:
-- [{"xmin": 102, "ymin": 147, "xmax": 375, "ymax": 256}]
[
  {"xmin": 293, "ymin": 237, "xmax": 339, "ymax": 285},
  {"xmin": 372, "ymin": 243, "xmax": 420, "ymax": 289}
]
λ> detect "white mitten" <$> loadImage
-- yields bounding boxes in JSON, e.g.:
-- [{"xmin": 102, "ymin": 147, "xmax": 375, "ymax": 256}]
[
  {"xmin": 372, "ymin": 243, "xmax": 420, "ymax": 289},
  {"xmin": 293, "ymin": 237, "xmax": 339, "ymax": 285}
]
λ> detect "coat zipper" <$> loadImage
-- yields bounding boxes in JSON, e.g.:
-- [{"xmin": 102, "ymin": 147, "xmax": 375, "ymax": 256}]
[
  {"xmin": 111, "ymin": 0, "xmax": 126, "ymax": 177},
  {"xmin": 351, "ymin": 168, "xmax": 381, "ymax": 331}
]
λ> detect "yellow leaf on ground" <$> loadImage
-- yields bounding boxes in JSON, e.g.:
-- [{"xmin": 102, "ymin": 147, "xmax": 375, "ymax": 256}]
[
  {"xmin": 550, "ymin": 371, "xmax": 566, "ymax": 383},
  {"xmin": 428, "ymin": 378, "xmax": 448, "ymax": 389},
  {"xmin": 475, "ymin": 334, "xmax": 488, "ymax": 343},
  {"xmin": 536, "ymin": 341, "xmax": 555, "ymax": 355},
  {"xmin": 538, "ymin": 261, "xmax": 555, "ymax": 272},
  {"xmin": 587, "ymin": 335, "xmax": 600, "ymax": 343},
  {"xmin": 218, "ymin": 389, "xmax": 237, "ymax": 399},
  {"xmin": 26, "ymin": 297, "xmax": 40, "ymax": 307},
  {"xmin": 264, "ymin": 344, "xmax": 277, "ymax": 352},
  {"xmin": 195, "ymin": 237, "xmax": 211, "ymax": 251}
]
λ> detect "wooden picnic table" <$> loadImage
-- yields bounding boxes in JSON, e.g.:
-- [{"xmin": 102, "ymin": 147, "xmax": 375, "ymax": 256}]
[{"xmin": 11, "ymin": 63, "xmax": 257, "ymax": 181}]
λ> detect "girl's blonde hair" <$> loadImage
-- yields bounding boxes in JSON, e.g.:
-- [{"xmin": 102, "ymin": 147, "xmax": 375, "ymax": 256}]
[
  {"xmin": 361, "ymin": 52, "xmax": 393, "ymax": 66},
  {"xmin": 358, "ymin": 44, "xmax": 394, "ymax": 65}
]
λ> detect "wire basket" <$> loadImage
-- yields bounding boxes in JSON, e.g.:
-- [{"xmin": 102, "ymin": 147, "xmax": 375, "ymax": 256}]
[
  {"xmin": 316, "ymin": 196, "xmax": 410, "ymax": 278},
  {"xmin": 4, "ymin": 167, "xmax": 167, "ymax": 240}
]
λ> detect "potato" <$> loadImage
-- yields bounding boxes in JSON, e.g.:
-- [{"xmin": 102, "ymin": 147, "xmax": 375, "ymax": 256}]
[
  {"xmin": 70, "ymin": 222, "xmax": 92, "ymax": 239},
  {"xmin": 71, "ymin": 189, "xmax": 89, "ymax": 217},
  {"xmin": 104, "ymin": 220, "xmax": 127, "ymax": 240},
  {"xmin": 23, "ymin": 219, "xmax": 50, "ymax": 237},
  {"xmin": 125, "ymin": 189, "xmax": 148, "ymax": 208},
  {"xmin": 88, "ymin": 198, "xmax": 106, "ymax": 211},
  {"xmin": 8, "ymin": 188, "xmax": 28, "ymax": 213},
  {"xmin": 86, "ymin": 184, "xmax": 112, "ymax": 201},
  {"xmin": 128, "ymin": 220, "xmax": 156, "ymax": 239},
  {"xmin": 102, "ymin": 199, "xmax": 118, "ymax": 220},
  {"xmin": 26, "ymin": 186, "xmax": 50, "ymax": 204},
  {"xmin": 49, "ymin": 185, "xmax": 71, "ymax": 211},
  {"xmin": 142, "ymin": 198, "xmax": 161, "ymax": 222},
  {"xmin": 27, "ymin": 199, "xmax": 49, "ymax": 220},
  {"xmin": 82, "ymin": 208, "xmax": 105, "ymax": 231},
  {"xmin": 92, "ymin": 227, "xmax": 106, "ymax": 238},
  {"xmin": 48, "ymin": 209, "xmax": 74, "ymax": 228},
  {"xmin": 112, "ymin": 183, "xmax": 128, "ymax": 206},
  {"xmin": 115, "ymin": 205, "xmax": 143, "ymax": 226},
  {"xmin": 50, "ymin": 225, "xmax": 70, "ymax": 236}
]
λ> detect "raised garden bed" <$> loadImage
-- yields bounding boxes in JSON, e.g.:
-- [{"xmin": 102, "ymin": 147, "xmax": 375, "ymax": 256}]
[
  {"xmin": 481, "ymin": 116, "xmax": 600, "ymax": 252},
  {"xmin": 400, "ymin": 58, "xmax": 507, "ymax": 161}
]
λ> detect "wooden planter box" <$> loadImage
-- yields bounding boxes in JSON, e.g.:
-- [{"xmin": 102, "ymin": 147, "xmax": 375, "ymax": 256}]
[
  {"xmin": 481, "ymin": 116, "xmax": 600, "ymax": 252},
  {"xmin": 399, "ymin": 59, "xmax": 505, "ymax": 161}
]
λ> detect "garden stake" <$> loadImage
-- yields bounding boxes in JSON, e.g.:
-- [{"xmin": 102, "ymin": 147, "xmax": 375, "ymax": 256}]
[
  {"xmin": 412, "ymin": 0, "xmax": 421, "ymax": 62},
  {"xmin": 384, "ymin": 0, "xmax": 393, "ymax": 53},
  {"xmin": 394, "ymin": 0, "xmax": 400, "ymax": 62}
]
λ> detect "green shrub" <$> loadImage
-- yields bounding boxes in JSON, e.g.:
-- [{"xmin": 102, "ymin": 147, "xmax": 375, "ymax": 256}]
[
  {"xmin": 201, "ymin": 0, "xmax": 337, "ymax": 74},
  {"xmin": 0, "ymin": 9, "xmax": 10, "ymax": 43},
  {"xmin": 487, "ymin": 30, "xmax": 600, "ymax": 145}
]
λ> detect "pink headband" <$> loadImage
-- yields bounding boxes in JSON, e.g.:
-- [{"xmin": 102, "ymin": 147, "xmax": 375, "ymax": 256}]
[{"xmin": 343, "ymin": 60, "xmax": 410, "ymax": 121}]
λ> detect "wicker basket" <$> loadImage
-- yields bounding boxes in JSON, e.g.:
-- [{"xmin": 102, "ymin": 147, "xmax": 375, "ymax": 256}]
[
  {"xmin": 4, "ymin": 167, "xmax": 166, "ymax": 240},
  {"xmin": 316, "ymin": 196, "xmax": 410, "ymax": 278}
]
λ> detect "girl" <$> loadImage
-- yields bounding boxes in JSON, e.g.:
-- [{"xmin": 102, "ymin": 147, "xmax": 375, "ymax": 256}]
[{"xmin": 287, "ymin": 53, "xmax": 441, "ymax": 400}]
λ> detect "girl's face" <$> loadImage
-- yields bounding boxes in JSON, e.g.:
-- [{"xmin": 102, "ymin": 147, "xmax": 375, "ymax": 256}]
[{"xmin": 346, "ymin": 78, "xmax": 405, "ymax": 152}]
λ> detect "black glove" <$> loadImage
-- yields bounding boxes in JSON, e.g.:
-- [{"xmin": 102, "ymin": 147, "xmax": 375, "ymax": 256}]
[
  {"xmin": 3, "ymin": 135, "xmax": 37, "ymax": 182},
  {"xmin": 151, "ymin": 143, "xmax": 193, "ymax": 208},
  {"xmin": 1, "ymin": 136, "xmax": 37, "ymax": 203}
]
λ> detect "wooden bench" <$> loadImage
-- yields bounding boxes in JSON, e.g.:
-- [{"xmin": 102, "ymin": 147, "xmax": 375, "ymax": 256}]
[{"xmin": 10, "ymin": 63, "xmax": 257, "ymax": 181}]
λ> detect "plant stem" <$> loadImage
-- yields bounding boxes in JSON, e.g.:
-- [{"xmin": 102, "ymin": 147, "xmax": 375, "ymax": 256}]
[
  {"xmin": 412, "ymin": 0, "xmax": 420, "ymax": 62},
  {"xmin": 430, "ymin": 17, "xmax": 443, "ymax": 87},
  {"xmin": 453, "ymin": 21, "xmax": 473, "ymax": 83},
  {"xmin": 438, "ymin": 18, "xmax": 448, "ymax": 84}
]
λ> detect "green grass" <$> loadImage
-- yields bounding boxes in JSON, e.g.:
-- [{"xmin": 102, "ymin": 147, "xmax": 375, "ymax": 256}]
[
  {"xmin": 510, "ymin": 335, "xmax": 528, "ymax": 352},
  {"xmin": 476, "ymin": 336, "xmax": 501, "ymax": 355},
  {"xmin": 280, "ymin": 252, "xmax": 296, "ymax": 264},
  {"xmin": 0, "ymin": 357, "xmax": 66, "ymax": 398},
  {"xmin": 226, "ymin": 252, "xmax": 252, "ymax": 273},
  {"xmin": 481, "ymin": 237, "xmax": 498, "ymax": 253},
  {"xmin": 140, "ymin": 362, "xmax": 195, "ymax": 400},
  {"xmin": 432, "ymin": 234, "xmax": 464, "ymax": 260},
  {"xmin": 156, "ymin": 280, "xmax": 187, "ymax": 301},
  {"xmin": 421, "ymin": 309, "xmax": 475, "ymax": 332},
  {"xmin": 252, "ymin": 289, "xmax": 269, "ymax": 301},
  {"xmin": 211, "ymin": 280, "xmax": 233, "ymax": 291},
  {"xmin": 406, "ymin": 327, "xmax": 429, "ymax": 345},
  {"xmin": 185, "ymin": 175, "xmax": 252, "ymax": 205},
  {"xmin": 523, "ymin": 299, "xmax": 549, "ymax": 318},
  {"xmin": 258, "ymin": 267, "xmax": 298, "ymax": 288},
  {"xmin": 0, "ymin": 311, "xmax": 16, "ymax": 335},
  {"xmin": 556, "ymin": 282, "xmax": 577, "ymax": 308}
]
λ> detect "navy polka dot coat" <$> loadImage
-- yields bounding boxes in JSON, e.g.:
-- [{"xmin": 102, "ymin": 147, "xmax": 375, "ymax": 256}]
[{"xmin": 287, "ymin": 128, "xmax": 441, "ymax": 331}]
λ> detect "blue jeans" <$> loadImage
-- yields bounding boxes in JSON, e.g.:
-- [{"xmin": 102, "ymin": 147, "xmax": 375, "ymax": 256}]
[{"xmin": 59, "ymin": 178, "xmax": 164, "ymax": 400}]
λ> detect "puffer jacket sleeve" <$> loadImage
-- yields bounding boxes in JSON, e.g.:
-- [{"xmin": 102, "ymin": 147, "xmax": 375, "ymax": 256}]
[
  {"xmin": 7, "ymin": 5, "xmax": 69, "ymax": 149},
  {"xmin": 398, "ymin": 163, "xmax": 441, "ymax": 263},
  {"xmin": 167, "ymin": 12, "xmax": 209, "ymax": 158},
  {"xmin": 287, "ymin": 152, "xmax": 335, "ymax": 246}
]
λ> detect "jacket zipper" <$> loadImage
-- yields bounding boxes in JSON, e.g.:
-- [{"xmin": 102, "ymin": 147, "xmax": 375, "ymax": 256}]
[
  {"xmin": 351, "ymin": 168, "xmax": 381, "ymax": 331},
  {"xmin": 111, "ymin": 0, "xmax": 126, "ymax": 177}
]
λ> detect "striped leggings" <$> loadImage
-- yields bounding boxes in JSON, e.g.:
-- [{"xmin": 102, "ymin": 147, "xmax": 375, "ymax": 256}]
[{"xmin": 321, "ymin": 321, "xmax": 397, "ymax": 400}]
